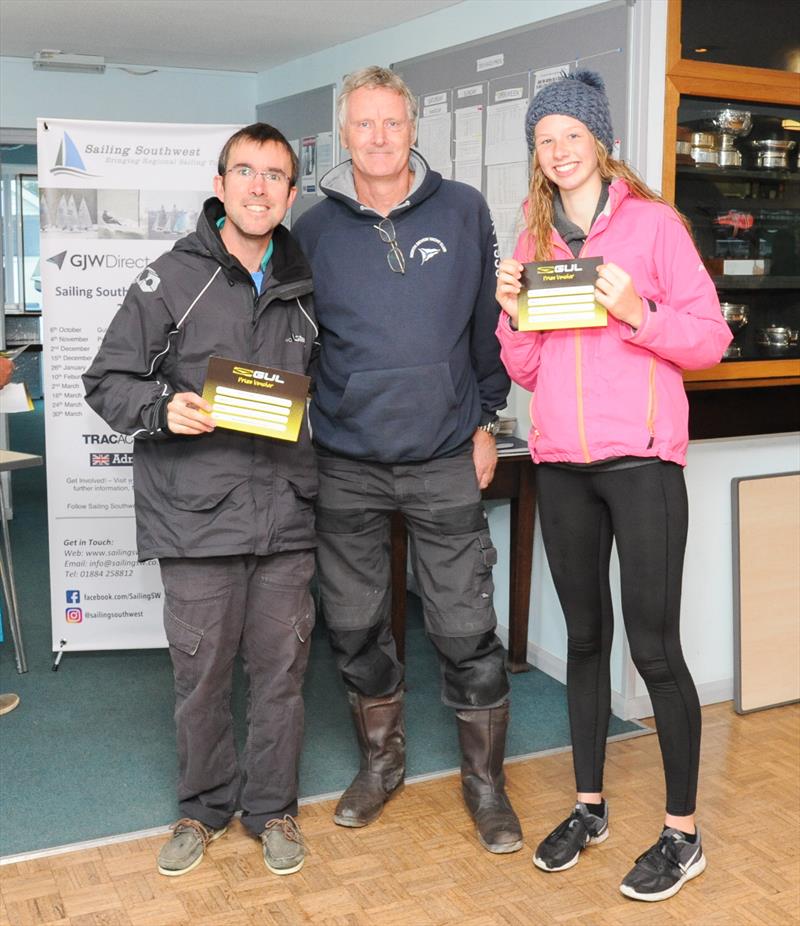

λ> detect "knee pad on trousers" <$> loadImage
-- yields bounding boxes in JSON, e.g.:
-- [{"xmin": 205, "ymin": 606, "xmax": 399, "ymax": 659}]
[
  {"xmin": 431, "ymin": 630, "xmax": 509, "ymax": 708},
  {"xmin": 327, "ymin": 621, "xmax": 403, "ymax": 698}
]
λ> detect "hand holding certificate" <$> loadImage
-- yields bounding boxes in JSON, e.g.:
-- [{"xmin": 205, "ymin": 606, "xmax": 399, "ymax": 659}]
[
  {"xmin": 517, "ymin": 257, "xmax": 608, "ymax": 331},
  {"xmin": 201, "ymin": 356, "xmax": 310, "ymax": 442}
]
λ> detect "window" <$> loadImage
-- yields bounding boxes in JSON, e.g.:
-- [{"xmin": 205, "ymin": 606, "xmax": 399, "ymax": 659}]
[{"xmin": 1, "ymin": 144, "xmax": 41, "ymax": 312}]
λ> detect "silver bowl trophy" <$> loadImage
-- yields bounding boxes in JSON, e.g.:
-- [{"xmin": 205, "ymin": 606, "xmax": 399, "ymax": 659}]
[
  {"xmin": 710, "ymin": 109, "xmax": 752, "ymax": 168},
  {"xmin": 720, "ymin": 301, "xmax": 749, "ymax": 359}
]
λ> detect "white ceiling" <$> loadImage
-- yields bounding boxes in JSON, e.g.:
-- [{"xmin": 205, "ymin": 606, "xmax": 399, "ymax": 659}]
[{"xmin": 0, "ymin": 0, "xmax": 462, "ymax": 73}]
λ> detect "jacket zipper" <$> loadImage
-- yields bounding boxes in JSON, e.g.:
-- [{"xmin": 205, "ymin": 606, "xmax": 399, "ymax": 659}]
[
  {"xmin": 529, "ymin": 393, "xmax": 540, "ymax": 447},
  {"xmin": 574, "ymin": 237, "xmax": 592, "ymax": 463},
  {"xmin": 645, "ymin": 357, "xmax": 657, "ymax": 449}
]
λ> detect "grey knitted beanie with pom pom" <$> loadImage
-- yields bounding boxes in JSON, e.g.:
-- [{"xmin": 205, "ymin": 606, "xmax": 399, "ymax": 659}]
[{"xmin": 525, "ymin": 70, "xmax": 614, "ymax": 154}]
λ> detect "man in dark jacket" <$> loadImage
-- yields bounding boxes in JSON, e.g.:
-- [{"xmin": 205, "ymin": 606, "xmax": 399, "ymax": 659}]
[
  {"xmin": 293, "ymin": 68, "xmax": 522, "ymax": 855},
  {"xmin": 83, "ymin": 124, "xmax": 318, "ymax": 878}
]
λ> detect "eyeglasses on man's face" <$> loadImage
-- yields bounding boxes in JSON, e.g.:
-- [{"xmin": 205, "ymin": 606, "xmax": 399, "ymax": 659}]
[
  {"xmin": 226, "ymin": 165, "xmax": 291, "ymax": 186},
  {"xmin": 373, "ymin": 218, "xmax": 406, "ymax": 274}
]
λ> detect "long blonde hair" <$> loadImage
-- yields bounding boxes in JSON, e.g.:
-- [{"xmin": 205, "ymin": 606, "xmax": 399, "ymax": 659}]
[{"xmin": 525, "ymin": 139, "xmax": 691, "ymax": 259}]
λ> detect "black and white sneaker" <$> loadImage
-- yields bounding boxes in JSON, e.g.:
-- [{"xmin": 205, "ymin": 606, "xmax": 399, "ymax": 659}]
[
  {"xmin": 533, "ymin": 801, "xmax": 609, "ymax": 872},
  {"xmin": 620, "ymin": 827, "xmax": 706, "ymax": 901}
]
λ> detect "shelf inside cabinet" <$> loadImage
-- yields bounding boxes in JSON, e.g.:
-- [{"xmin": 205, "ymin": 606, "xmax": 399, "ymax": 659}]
[
  {"xmin": 677, "ymin": 165, "xmax": 799, "ymax": 182},
  {"xmin": 713, "ymin": 275, "xmax": 799, "ymax": 289}
]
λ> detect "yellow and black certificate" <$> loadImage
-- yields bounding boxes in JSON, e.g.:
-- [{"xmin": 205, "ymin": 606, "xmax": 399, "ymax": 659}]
[
  {"xmin": 518, "ymin": 257, "xmax": 607, "ymax": 331},
  {"xmin": 202, "ymin": 356, "xmax": 310, "ymax": 442}
]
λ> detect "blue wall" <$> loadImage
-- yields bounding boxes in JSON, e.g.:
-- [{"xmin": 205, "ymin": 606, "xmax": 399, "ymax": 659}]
[{"xmin": 0, "ymin": 57, "xmax": 256, "ymax": 128}]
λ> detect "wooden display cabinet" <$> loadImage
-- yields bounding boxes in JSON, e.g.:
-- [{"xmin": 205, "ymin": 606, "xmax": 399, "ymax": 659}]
[{"xmin": 663, "ymin": 0, "xmax": 800, "ymax": 437}]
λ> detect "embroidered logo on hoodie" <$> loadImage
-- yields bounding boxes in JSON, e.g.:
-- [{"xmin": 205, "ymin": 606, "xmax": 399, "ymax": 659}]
[{"xmin": 410, "ymin": 237, "xmax": 447, "ymax": 266}]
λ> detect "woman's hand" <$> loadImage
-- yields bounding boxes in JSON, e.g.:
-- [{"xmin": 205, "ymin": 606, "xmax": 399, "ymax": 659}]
[
  {"xmin": 495, "ymin": 258, "xmax": 525, "ymax": 329},
  {"xmin": 594, "ymin": 262, "xmax": 643, "ymax": 329}
]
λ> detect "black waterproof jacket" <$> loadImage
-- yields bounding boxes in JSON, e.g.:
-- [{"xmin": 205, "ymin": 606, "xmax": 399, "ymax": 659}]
[{"xmin": 83, "ymin": 198, "xmax": 318, "ymax": 561}]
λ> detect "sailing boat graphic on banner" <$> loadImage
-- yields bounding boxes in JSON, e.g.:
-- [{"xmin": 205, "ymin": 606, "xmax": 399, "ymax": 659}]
[{"xmin": 51, "ymin": 132, "xmax": 97, "ymax": 177}]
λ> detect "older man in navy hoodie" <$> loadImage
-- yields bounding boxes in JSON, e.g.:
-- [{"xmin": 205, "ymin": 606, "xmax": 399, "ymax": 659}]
[{"xmin": 293, "ymin": 66, "xmax": 520, "ymax": 854}]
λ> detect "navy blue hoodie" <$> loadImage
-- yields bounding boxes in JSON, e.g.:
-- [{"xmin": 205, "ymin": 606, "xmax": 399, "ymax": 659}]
[{"xmin": 293, "ymin": 151, "xmax": 509, "ymax": 464}]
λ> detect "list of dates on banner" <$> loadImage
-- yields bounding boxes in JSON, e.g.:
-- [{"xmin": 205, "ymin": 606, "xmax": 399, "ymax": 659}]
[{"xmin": 37, "ymin": 118, "xmax": 240, "ymax": 652}]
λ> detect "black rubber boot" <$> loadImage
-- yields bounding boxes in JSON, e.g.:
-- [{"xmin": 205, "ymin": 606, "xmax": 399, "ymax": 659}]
[
  {"xmin": 333, "ymin": 688, "xmax": 405, "ymax": 827},
  {"xmin": 456, "ymin": 703, "xmax": 524, "ymax": 853}
]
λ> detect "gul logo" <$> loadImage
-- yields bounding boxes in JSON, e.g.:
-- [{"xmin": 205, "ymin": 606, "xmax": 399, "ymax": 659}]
[
  {"xmin": 50, "ymin": 131, "xmax": 98, "ymax": 178},
  {"xmin": 136, "ymin": 267, "xmax": 160, "ymax": 293},
  {"xmin": 232, "ymin": 367, "xmax": 286, "ymax": 384},
  {"xmin": 537, "ymin": 263, "xmax": 581, "ymax": 275},
  {"xmin": 410, "ymin": 237, "xmax": 447, "ymax": 266},
  {"xmin": 66, "ymin": 590, "xmax": 81, "ymax": 604},
  {"xmin": 90, "ymin": 452, "xmax": 133, "ymax": 466},
  {"xmin": 66, "ymin": 607, "xmax": 83, "ymax": 623}
]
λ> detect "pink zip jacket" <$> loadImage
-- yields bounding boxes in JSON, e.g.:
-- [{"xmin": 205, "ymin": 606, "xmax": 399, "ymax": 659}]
[{"xmin": 497, "ymin": 179, "xmax": 731, "ymax": 466}]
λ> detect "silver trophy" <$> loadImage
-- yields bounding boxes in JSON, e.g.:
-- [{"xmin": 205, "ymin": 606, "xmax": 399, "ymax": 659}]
[{"xmin": 710, "ymin": 108, "xmax": 752, "ymax": 167}]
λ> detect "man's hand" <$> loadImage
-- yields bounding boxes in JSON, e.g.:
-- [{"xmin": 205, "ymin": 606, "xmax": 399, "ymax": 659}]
[
  {"xmin": 166, "ymin": 392, "xmax": 215, "ymax": 435},
  {"xmin": 472, "ymin": 428, "xmax": 497, "ymax": 490}
]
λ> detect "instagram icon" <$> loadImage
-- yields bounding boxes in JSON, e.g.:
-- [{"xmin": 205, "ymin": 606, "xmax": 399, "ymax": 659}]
[{"xmin": 65, "ymin": 608, "xmax": 83, "ymax": 623}]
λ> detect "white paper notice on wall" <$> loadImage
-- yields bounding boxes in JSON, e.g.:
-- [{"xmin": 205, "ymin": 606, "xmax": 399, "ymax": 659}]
[
  {"xmin": 315, "ymin": 131, "xmax": 333, "ymax": 196},
  {"xmin": 487, "ymin": 161, "xmax": 529, "ymax": 258},
  {"xmin": 301, "ymin": 135, "xmax": 317, "ymax": 195},
  {"xmin": 283, "ymin": 140, "xmax": 300, "ymax": 227},
  {"xmin": 485, "ymin": 100, "xmax": 529, "ymax": 166},
  {"xmin": 454, "ymin": 105, "xmax": 484, "ymax": 193},
  {"xmin": 455, "ymin": 107, "xmax": 483, "ymax": 162},
  {"xmin": 477, "ymin": 53, "xmax": 504, "ymax": 72},
  {"xmin": 417, "ymin": 112, "xmax": 453, "ymax": 178},
  {"xmin": 458, "ymin": 85, "xmax": 483, "ymax": 99},
  {"xmin": 532, "ymin": 64, "xmax": 570, "ymax": 96}
]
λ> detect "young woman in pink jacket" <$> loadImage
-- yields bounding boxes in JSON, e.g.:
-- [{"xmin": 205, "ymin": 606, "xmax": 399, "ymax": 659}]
[{"xmin": 495, "ymin": 71, "xmax": 731, "ymax": 903}]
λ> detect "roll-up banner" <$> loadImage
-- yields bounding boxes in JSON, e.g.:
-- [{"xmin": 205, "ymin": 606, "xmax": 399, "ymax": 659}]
[{"xmin": 37, "ymin": 119, "xmax": 240, "ymax": 652}]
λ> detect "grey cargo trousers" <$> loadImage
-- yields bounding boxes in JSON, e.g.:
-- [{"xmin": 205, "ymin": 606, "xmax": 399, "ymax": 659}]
[
  {"xmin": 159, "ymin": 551, "xmax": 315, "ymax": 836},
  {"xmin": 315, "ymin": 448, "xmax": 509, "ymax": 709}
]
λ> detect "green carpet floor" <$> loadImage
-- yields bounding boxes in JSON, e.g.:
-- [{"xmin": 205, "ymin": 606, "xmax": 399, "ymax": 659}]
[{"xmin": 0, "ymin": 403, "xmax": 646, "ymax": 857}]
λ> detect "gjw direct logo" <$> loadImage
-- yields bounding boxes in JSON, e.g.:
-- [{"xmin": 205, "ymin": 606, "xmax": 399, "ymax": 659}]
[
  {"xmin": 46, "ymin": 250, "xmax": 152, "ymax": 272},
  {"xmin": 50, "ymin": 131, "xmax": 98, "ymax": 178}
]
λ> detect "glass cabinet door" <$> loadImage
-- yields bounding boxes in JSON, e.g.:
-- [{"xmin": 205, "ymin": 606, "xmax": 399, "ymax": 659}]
[{"xmin": 674, "ymin": 96, "xmax": 799, "ymax": 363}]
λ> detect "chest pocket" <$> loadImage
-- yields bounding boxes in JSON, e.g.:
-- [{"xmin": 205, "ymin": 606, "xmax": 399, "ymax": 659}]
[
  {"xmin": 175, "ymin": 317, "xmax": 253, "ymax": 369},
  {"xmin": 252, "ymin": 298, "xmax": 314, "ymax": 374}
]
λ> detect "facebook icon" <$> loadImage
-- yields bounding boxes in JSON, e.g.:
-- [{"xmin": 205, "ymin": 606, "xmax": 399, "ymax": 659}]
[{"xmin": 66, "ymin": 590, "xmax": 81, "ymax": 604}]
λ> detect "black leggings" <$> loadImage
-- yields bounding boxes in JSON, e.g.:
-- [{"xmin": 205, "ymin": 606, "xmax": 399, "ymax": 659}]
[{"xmin": 536, "ymin": 461, "xmax": 700, "ymax": 816}]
